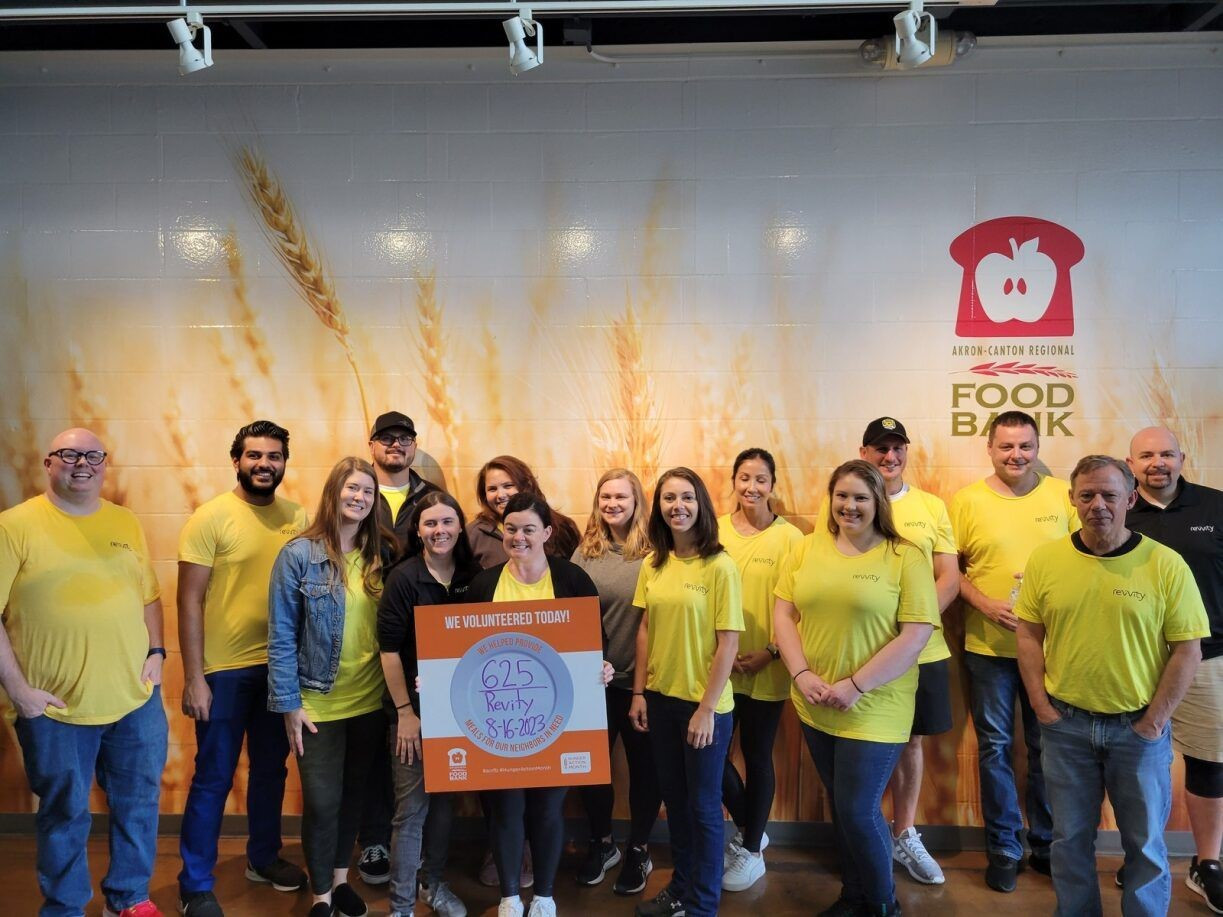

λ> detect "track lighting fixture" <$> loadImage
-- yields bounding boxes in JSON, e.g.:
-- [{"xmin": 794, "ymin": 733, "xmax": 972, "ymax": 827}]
[
  {"xmin": 167, "ymin": 10, "xmax": 212, "ymax": 76},
  {"xmin": 503, "ymin": 8, "xmax": 542, "ymax": 75}
]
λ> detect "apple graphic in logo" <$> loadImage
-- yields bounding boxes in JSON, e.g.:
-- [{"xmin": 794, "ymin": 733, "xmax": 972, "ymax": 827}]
[
  {"xmin": 977, "ymin": 237, "xmax": 1057, "ymax": 323},
  {"xmin": 950, "ymin": 217, "xmax": 1083, "ymax": 338}
]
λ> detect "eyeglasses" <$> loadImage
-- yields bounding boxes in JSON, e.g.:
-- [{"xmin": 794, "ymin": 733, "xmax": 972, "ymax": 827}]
[
  {"xmin": 375, "ymin": 433, "xmax": 416, "ymax": 447},
  {"xmin": 48, "ymin": 448, "xmax": 107, "ymax": 466}
]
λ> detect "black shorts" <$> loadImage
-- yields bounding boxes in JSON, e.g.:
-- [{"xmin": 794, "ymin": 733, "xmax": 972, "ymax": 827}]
[{"xmin": 911, "ymin": 659, "xmax": 953, "ymax": 737}]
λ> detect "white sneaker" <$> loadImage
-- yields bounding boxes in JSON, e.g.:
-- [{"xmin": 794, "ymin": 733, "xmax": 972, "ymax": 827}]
[
  {"xmin": 419, "ymin": 880, "xmax": 467, "ymax": 917},
  {"xmin": 893, "ymin": 826, "xmax": 945, "ymax": 885},
  {"xmin": 498, "ymin": 897, "xmax": 524, "ymax": 917},
  {"xmin": 724, "ymin": 829, "xmax": 770, "ymax": 867},
  {"xmin": 526, "ymin": 895, "xmax": 556, "ymax": 917},
  {"xmin": 722, "ymin": 844, "xmax": 766, "ymax": 891}
]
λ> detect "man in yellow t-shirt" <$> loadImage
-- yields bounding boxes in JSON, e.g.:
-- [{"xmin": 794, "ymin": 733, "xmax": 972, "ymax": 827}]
[
  {"xmin": 1016, "ymin": 455, "xmax": 1208, "ymax": 917},
  {"xmin": 177, "ymin": 421, "xmax": 308, "ymax": 913},
  {"xmin": 857, "ymin": 417, "xmax": 959, "ymax": 885},
  {"xmin": 0, "ymin": 428, "xmax": 167, "ymax": 917},
  {"xmin": 949, "ymin": 410, "xmax": 1077, "ymax": 893}
]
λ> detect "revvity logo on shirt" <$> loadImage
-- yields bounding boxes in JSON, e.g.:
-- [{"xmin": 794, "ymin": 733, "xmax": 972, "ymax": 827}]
[
  {"xmin": 110, "ymin": 540, "xmax": 133, "ymax": 551},
  {"xmin": 684, "ymin": 582, "xmax": 710, "ymax": 595},
  {"xmin": 853, "ymin": 574, "xmax": 881, "ymax": 582},
  {"xmin": 1034, "ymin": 515, "xmax": 1059, "ymax": 523},
  {"xmin": 1190, "ymin": 525, "xmax": 1215, "ymax": 533},
  {"xmin": 751, "ymin": 557, "xmax": 776, "ymax": 566},
  {"xmin": 1113, "ymin": 589, "xmax": 1147, "ymax": 602},
  {"xmin": 903, "ymin": 521, "xmax": 928, "ymax": 529}
]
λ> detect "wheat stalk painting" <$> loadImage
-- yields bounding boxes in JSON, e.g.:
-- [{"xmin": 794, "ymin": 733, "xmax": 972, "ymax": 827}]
[
  {"xmin": 413, "ymin": 271, "xmax": 463, "ymax": 493},
  {"xmin": 221, "ymin": 229, "xmax": 273, "ymax": 379},
  {"xmin": 235, "ymin": 147, "xmax": 371, "ymax": 432}
]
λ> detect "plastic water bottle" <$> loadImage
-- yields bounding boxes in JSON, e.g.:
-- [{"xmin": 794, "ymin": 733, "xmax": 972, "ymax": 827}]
[{"xmin": 1009, "ymin": 574, "xmax": 1023, "ymax": 604}]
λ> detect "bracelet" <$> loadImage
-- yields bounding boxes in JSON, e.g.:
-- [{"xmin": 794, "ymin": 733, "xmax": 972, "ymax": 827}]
[
  {"xmin": 632, "ymin": 692, "xmax": 644, "ymax": 696},
  {"xmin": 146, "ymin": 647, "xmax": 166, "ymax": 659},
  {"xmin": 396, "ymin": 702, "xmax": 413, "ymax": 711},
  {"xmin": 849, "ymin": 674, "xmax": 865, "ymax": 694},
  {"xmin": 792, "ymin": 668, "xmax": 811, "ymax": 681}
]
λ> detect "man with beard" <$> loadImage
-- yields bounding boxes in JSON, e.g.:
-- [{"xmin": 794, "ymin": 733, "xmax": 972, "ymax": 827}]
[
  {"xmin": 1, "ymin": 428, "xmax": 167, "ymax": 917},
  {"xmin": 177, "ymin": 420, "xmax": 309, "ymax": 916},
  {"xmin": 369, "ymin": 411, "xmax": 441, "ymax": 554},
  {"xmin": 1126, "ymin": 427, "xmax": 1223, "ymax": 913},
  {"xmin": 350, "ymin": 411, "xmax": 442, "ymax": 889}
]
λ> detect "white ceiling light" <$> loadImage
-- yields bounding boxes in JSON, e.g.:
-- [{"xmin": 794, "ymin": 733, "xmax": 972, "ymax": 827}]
[
  {"xmin": 502, "ymin": 8, "xmax": 542, "ymax": 75},
  {"xmin": 167, "ymin": 10, "xmax": 212, "ymax": 75},
  {"xmin": 892, "ymin": 0, "xmax": 935, "ymax": 68}
]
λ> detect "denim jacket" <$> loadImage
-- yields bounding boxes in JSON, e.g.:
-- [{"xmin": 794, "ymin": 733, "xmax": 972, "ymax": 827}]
[{"xmin": 267, "ymin": 537, "xmax": 348, "ymax": 713}]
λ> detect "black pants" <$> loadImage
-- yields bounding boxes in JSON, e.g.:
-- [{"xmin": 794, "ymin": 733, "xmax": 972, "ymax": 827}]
[
  {"xmin": 357, "ymin": 732, "xmax": 392, "ymax": 850},
  {"xmin": 578, "ymin": 686, "xmax": 662, "ymax": 846},
  {"xmin": 297, "ymin": 709, "xmax": 387, "ymax": 894},
  {"xmin": 721, "ymin": 694, "xmax": 785, "ymax": 852},
  {"xmin": 489, "ymin": 786, "xmax": 566, "ymax": 897}
]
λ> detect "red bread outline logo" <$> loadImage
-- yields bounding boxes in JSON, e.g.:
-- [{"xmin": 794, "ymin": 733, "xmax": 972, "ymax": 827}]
[{"xmin": 950, "ymin": 217, "xmax": 1084, "ymax": 338}]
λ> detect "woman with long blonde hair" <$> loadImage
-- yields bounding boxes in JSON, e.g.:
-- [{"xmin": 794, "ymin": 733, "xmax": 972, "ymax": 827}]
[
  {"xmin": 571, "ymin": 469, "xmax": 660, "ymax": 895},
  {"xmin": 268, "ymin": 457, "xmax": 393, "ymax": 917}
]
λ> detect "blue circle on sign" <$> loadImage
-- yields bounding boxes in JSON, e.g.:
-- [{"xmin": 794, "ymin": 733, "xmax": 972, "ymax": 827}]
[{"xmin": 450, "ymin": 632, "xmax": 574, "ymax": 758}]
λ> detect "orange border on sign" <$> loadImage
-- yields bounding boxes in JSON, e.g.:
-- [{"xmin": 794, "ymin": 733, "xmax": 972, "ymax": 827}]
[{"xmin": 416, "ymin": 596, "xmax": 610, "ymax": 792}]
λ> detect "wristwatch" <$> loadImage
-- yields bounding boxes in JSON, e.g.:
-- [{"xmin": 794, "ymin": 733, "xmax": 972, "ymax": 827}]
[
  {"xmin": 146, "ymin": 647, "xmax": 167, "ymax": 659},
  {"xmin": 766, "ymin": 642, "xmax": 781, "ymax": 660}
]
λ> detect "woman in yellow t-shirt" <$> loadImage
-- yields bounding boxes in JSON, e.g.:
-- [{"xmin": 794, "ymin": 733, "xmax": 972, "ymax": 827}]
[
  {"xmin": 717, "ymin": 448, "xmax": 802, "ymax": 893},
  {"xmin": 772, "ymin": 460, "xmax": 938, "ymax": 917},
  {"xmin": 465, "ymin": 492, "xmax": 610, "ymax": 917},
  {"xmin": 628, "ymin": 467, "xmax": 744, "ymax": 917},
  {"xmin": 268, "ymin": 457, "xmax": 392, "ymax": 917}
]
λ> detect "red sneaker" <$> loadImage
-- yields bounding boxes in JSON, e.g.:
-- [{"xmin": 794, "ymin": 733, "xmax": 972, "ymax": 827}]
[{"xmin": 103, "ymin": 900, "xmax": 164, "ymax": 917}]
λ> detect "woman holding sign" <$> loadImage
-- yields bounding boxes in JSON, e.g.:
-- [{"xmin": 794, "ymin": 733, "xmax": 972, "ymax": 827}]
[
  {"xmin": 771, "ymin": 461, "xmax": 938, "ymax": 917},
  {"xmin": 466, "ymin": 456, "xmax": 582, "ymax": 569},
  {"xmin": 378, "ymin": 491, "xmax": 481, "ymax": 917},
  {"xmin": 571, "ymin": 469, "xmax": 660, "ymax": 894},
  {"xmin": 466, "ymin": 492, "xmax": 607, "ymax": 917},
  {"xmin": 268, "ymin": 457, "xmax": 392, "ymax": 917},
  {"xmin": 628, "ymin": 468, "xmax": 743, "ymax": 917},
  {"xmin": 718, "ymin": 448, "xmax": 802, "ymax": 892}
]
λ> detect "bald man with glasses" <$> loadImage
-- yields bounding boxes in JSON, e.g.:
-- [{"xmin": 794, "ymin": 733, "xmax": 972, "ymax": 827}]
[{"xmin": 0, "ymin": 428, "xmax": 168, "ymax": 917}]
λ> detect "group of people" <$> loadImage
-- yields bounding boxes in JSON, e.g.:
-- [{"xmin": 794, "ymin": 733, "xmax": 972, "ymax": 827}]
[{"xmin": 0, "ymin": 408, "xmax": 1218, "ymax": 917}]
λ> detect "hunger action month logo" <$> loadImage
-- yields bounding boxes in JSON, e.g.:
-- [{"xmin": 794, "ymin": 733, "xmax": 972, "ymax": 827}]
[{"xmin": 947, "ymin": 216, "xmax": 1084, "ymax": 437}]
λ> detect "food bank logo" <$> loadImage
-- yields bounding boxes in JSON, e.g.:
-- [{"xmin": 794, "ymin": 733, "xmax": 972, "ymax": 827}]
[{"xmin": 950, "ymin": 217, "xmax": 1084, "ymax": 338}]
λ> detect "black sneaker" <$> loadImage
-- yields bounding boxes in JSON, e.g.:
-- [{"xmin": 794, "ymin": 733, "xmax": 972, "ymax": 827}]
[
  {"xmin": 576, "ymin": 838, "xmax": 622, "ymax": 885},
  {"xmin": 859, "ymin": 904, "xmax": 902, "ymax": 917},
  {"xmin": 308, "ymin": 904, "xmax": 334, "ymax": 917},
  {"xmin": 178, "ymin": 890, "xmax": 224, "ymax": 917},
  {"xmin": 815, "ymin": 898, "xmax": 860, "ymax": 917},
  {"xmin": 985, "ymin": 853, "xmax": 1019, "ymax": 893},
  {"xmin": 245, "ymin": 858, "xmax": 307, "ymax": 892},
  {"xmin": 358, "ymin": 844, "xmax": 391, "ymax": 885},
  {"xmin": 614, "ymin": 845, "xmax": 654, "ymax": 896},
  {"xmin": 1028, "ymin": 851, "xmax": 1052, "ymax": 877},
  {"xmin": 635, "ymin": 887, "xmax": 685, "ymax": 917},
  {"xmin": 332, "ymin": 883, "xmax": 368, "ymax": 917},
  {"xmin": 1188, "ymin": 857, "xmax": 1223, "ymax": 914}
]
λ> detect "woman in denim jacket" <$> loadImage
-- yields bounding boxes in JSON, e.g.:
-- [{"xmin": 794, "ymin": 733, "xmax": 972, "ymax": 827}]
[{"xmin": 268, "ymin": 456, "xmax": 394, "ymax": 917}]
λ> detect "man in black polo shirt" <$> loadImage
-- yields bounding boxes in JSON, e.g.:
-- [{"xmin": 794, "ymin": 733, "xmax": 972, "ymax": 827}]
[{"xmin": 1127, "ymin": 426, "xmax": 1223, "ymax": 913}]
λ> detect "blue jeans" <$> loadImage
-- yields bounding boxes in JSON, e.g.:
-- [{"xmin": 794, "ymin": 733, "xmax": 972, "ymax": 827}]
[
  {"xmin": 14, "ymin": 686, "xmax": 168, "ymax": 917},
  {"xmin": 801, "ymin": 724, "xmax": 903, "ymax": 910},
  {"xmin": 963, "ymin": 651, "xmax": 1053, "ymax": 859},
  {"xmin": 178, "ymin": 665, "xmax": 290, "ymax": 894},
  {"xmin": 388, "ymin": 727, "xmax": 430, "ymax": 915},
  {"xmin": 1041, "ymin": 698, "xmax": 1173, "ymax": 917},
  {"xmin": 646, "ymin": 691, "xmax": 732, "ymax": 917}
]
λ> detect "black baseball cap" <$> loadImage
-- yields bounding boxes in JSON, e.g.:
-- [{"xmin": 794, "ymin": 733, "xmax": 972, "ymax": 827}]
[
  {"xmin": 370, "ymin": 411, "xmax": 417, "ymax": 439},
  {"xmin": 862, "ymin": 417, "xmax": 910, "ymax": 447}
]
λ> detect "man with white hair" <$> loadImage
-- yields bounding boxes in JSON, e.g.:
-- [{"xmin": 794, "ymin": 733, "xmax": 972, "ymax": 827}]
[{"xmin": 0, "ymin": 428, "xmax": 168, "ymax": 917}]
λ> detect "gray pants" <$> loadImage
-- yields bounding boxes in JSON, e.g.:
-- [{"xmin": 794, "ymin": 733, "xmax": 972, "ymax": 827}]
[{"xmin": 389, "ymin": 729, "xmax": 430, "ymax": 915}]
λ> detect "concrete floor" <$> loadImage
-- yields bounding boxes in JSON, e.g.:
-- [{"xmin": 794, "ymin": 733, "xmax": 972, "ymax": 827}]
[{"xmin": 0, "ymin": 834, "xmax": 1208, "ymax": 915}]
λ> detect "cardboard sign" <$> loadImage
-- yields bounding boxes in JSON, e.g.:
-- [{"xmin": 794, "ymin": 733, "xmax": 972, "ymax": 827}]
[{"xmin": 416, "ymin": 596, "xmax": 611, "ymax": 792}]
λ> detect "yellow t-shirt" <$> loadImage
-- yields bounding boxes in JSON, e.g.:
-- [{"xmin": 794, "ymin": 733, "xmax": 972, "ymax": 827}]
[
  {"xmin": 774, "ymin": 531, "xmax": 940, "ymax": 744},
  {"xmin": 950, "ymin": 475, "xmax": 1080, "ymax": 658},
  {"xmin": 178, "ymin": 491, "xmax": 308, "ymax": 673},
  {"xmin": 0, "ymin": 495, "xmax": 160, "ymax": 725},
  {"xmin": 817, "ymin": 487, "xmax": 957, "ymax": 665},
  {"xmin": 718, "ymin": 514, "xmax": 802, "ymax": 701},
  {"xmin": 493, "ymin": 566, "xmax": 555, "ymax": 602},
  {"xmin": 632, "ymin": 552, "xmax": 744, "ymax": 714},
  {"xmin": 380, "ymin": 485, "xmax": 408, "ymax": 524},
  {"xmin": 1015, "ymin": 535, "xmax": 1209, "ymax": 713},
  {"xmin": 301, "ymin": 552, "xmax": 385, "ymax": 723}
]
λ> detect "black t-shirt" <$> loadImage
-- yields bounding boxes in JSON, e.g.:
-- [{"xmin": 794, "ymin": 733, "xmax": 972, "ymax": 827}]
[{"xmin": 1127, "ymin": 479, "xmax": 1223, "ymax": 659}]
